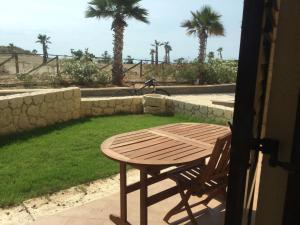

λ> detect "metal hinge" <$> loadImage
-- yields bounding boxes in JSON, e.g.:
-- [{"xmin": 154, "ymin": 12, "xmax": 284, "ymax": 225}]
[{"xmin": 251, "ymin": 138, "xmax": 295, "ymax": 172}]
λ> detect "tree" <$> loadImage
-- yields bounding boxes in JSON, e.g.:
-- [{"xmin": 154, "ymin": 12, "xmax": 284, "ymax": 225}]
[
  {"xmin": 100, "ymin": 51, "xmax": 112, "ymax": 64},
  {"xmin": 150, "ymin": 49, "xmax": 155, "ymax": 64},
  {"xmin": 163, "ymin": 42, "xmax": 172, "ymax": 64},
  {"xmin": 217, "ymin": 47, "xmax": 223, "ymax": 59},
  {"xmin": 174, "ymin": 57, "xmax": 186, "ymax": 64},
  {"xmin": 32, "ymin": 49, "xmax": 38, "ymax": 55},
  {"xmin": 86, "ymin": 0, "xmax": 149, "ymax": 86},
  {"xmin": 181, "ymin": 6, "xmax": 224, "ymax": 64},
  {"xmin": 9, "ymin": 43, "xmax": 15, "ymax": 53},
  {"xmin": 208, "ymin": 51, "xmax": 215, "ymax": 61},
  {"xmin": 71, "ymin": 49, "xmax": 84, "ymax": 60},
  {"xmin": 36, "ymin": 34, "xmax": 51, "ymax": 64},
  {"xmin": 151, "ymin": 40, "xmax": 163, "ymax": 65},
  {"xmin": 125, "ymin": 55, "xmax": 134, "ymax": 64}
]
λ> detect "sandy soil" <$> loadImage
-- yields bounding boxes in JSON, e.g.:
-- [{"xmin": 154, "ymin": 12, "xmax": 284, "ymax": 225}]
[{"xmin": 0, "ymin": 170, "xmax": 140, "ymax": 225}]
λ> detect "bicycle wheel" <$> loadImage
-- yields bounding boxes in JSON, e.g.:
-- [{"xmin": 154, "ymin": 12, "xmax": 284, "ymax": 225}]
[
  {"xmin": 114, "ymin": 89, "xmax": 136, "ymax": 97},
  {"xmin": 153, "ymin": 88, "xmax": 170, "ymax": 96}
]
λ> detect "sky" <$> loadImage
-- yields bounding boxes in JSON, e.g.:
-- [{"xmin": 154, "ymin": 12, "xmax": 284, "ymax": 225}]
[{"xmin": 0, "ymin": 0, "xmax": 244, "ymax": 61}]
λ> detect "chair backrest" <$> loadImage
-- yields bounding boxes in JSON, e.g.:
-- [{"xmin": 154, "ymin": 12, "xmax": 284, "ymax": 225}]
[{"xmin": 200, "ymin": 132, "xmax": 232, "ymax": 183}]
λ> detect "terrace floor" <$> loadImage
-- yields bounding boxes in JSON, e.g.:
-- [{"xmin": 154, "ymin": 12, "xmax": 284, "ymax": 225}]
[
  {"xmin": 172, "ymin": 94, "xmax": 235, "ymax": 109},
  {"xmin": 31, "ymin": 177, "xmax": 225, "ymax": 225}
]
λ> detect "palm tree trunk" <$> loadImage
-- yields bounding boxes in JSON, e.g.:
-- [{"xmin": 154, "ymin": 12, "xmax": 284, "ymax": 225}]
[
  {"xmin": 155, "ymin": 46, "xmax": 158, "ymax": 65},
  {"xmin": 112, "ymin": 23, "xmax": 125, "ymax": 86},
  {"xmin": 151, "ymin": 53, "xmax": 154, "ymax": 64},
  {"xmin": 42, "ymin": 44, "xmax": 47, "ymax": 64},
  {"xmin": 198, "ymin": 30, "xmax": 207, "ymax": 63},
  {"xmin": 164, "ymin": 49, "xmax": 168, "ymax": 63}
]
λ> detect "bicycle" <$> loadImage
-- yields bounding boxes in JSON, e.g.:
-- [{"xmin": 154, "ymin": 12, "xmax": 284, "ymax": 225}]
[{"xmin": 114, "ymin": 79, "xmax": 170, "ymax": 96}]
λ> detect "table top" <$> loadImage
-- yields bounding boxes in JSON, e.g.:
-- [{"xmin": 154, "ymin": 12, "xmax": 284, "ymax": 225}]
[{"xmin": 101, "ymin": 123, "xmax": 230, "ymax": 167}]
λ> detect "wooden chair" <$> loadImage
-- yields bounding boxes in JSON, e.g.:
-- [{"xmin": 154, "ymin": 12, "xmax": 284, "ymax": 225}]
[{"xmin": 164, "ymin": 133, "xmax": 232, "ymax": 224}]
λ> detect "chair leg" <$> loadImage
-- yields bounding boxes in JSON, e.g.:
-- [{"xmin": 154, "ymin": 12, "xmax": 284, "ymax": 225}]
[
  {"xmin": 163, "ymin": 195, "xmax": 185, "ymax": 223},
  {"xmin": 179, "ymin": 191, "xmax": 198, "ymax": 225},
  {"xmin": 164, "ymin": 189, "xmax": 198, "ymax": 225}
]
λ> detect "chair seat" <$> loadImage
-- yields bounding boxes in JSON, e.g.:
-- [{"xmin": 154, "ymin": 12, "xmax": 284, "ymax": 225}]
[{"xmin": 169, "ymin": 165, "xmax": 227, "ymax": 197}]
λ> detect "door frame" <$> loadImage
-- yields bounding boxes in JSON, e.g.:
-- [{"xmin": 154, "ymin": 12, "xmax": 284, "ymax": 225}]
[{"xmin": 224, "ymin": 0, "xmax": 265, "ymax": 224}]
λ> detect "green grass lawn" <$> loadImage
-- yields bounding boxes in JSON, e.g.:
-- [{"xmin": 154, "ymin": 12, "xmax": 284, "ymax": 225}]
[{"xmin": 0, "ymin": 114, "xmax": 224, "ymax": 208}]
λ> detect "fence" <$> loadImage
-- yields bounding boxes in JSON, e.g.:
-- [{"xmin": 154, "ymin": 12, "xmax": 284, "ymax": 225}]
[{"xmin": 0, "ymin": 52, "xmax": 168, "ymax": 79}]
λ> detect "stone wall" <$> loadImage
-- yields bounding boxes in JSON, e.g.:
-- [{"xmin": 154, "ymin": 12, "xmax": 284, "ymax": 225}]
[
  {"xmin": 0, "ymin": 88, "xmax": 81, "ymax": 136},
  {"xmin": 0, "ymin": 89, "xmax": 233, "ymax": 136},
  {"xmin": 80, "ymin": 96, "xmax": 143, "ymax": 117},
  {"xmin": 169, "ymin": 99, "xmax": 233, "ymax": 121},
  {"xmin": 142, "ymin": 94, "xmax": 233, "ymax": 122}
]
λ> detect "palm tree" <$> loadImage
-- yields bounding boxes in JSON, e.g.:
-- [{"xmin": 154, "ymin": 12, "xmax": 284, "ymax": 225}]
[
  {"xmin": 151, "ymin": 40, "xmax": 163, "ymax": 65},
  {"xmin": 32, "ymin": 49, "xmax": 38, "ymax": 55},
  {"xmin": 181, "ymin": 6, "xmax": 224, "ymax": 63},
  {"xmin": 217, "ymin": 47, "xmax": 223, "ymax": 59},
  {"xmin": 150, "ymin": 49, "xmax": 155, "ymax": 64},
  {"xmin": 86, "ymin": 0, "xmax": 149, "ymax": 86},
  {"xmin": 9, "ymin": 43, "xmax": 15, "ymax": 53},
  {"xmin": 163, "ymin": 42, "xmax": 172, "ymax": 64},
  {"xmin": 36, "ymin": 34, "xmax": 51, "ymax": 64},
  {"xmin": 208, "ymin": 51, "xmax": 215, "ymax": 61}
]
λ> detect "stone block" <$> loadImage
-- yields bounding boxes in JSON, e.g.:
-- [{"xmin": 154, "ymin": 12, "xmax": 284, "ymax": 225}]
[
  {"xmin": 45, "ymin": 93, "xmax": 56, "ymax": 103},
  {"xmin": 144, "ymin": 106, "xmax": 162, "ymax": 115},
  {"xmin": 72, "ymin": 111, "xmax": 80, "ymax": 119},
  {"xmin": 0, "ymin": 99, "xmax": 9, "ymax": 109},
  {"xmin": 24, "ymin": 96, "xmax": 32, "ymax": 105},
  {"xmin": 40, "ymin": 103, "xmax": 48, "ymax": 115},
  {"xmin": 103, "ymin": 108, "xmax": 114, "ymax": 115},
  {"xmin": 213, "ymin": 108, "xmax": 224, "ymax": 117},
  {"xmin": 108, "ymin": 99, "xmax": 116, "ymax": 108},
  {"xmin": 122, "ymin": 98, "xmax": 133, "ymax": 106},
  {"xmin": 18, "ymin": 114, "xmax": 31, "ymax": 130},
  {"xmin": 29, "ymin": 117, "xmax": 37, "ymax": 125},
  {"xmin": 99, "ymin": 100, "xmax": 108, "ymax": 108},
  {"xmin": 32, "ymin": 94, "xmax": 45, "ymax": 105},
  {"xmin": 224, "ymin": 110, "xmax": 233, "ymax": 120},
  {"xmin": 9, "ymin": 97, "xmax": 23, "ymax": 109},
  {"xmin": 63, "ymin": 90, "xmax": 73, "ymax": 99},
  {"xmin": 12, "ymin": 108, "xmax": 21, "ymax": 116},
  {"xmin": 200, "ymin": 105, "xmax": 208, "ymax": 115},
  {"xmin": 36, "ymin": 118, "xmax": 47, "ymax": 127},
  {"xmin": 0, "ymin": 108, "xmax": 12, "ymax": 127},
  {"xmin": 92, "ymin": 107, "xmax": 103, "ymax": 116},
  {"xmin": 56, "ymin": 92, "xmax": 63, "ymax": 100},
  {"xmin": 73, "ymin": 88, "xmax": 81, "ymax": 98},
  {"xmin": 143, "ymin": 94, "xmax": 165, "ymax": 107},
  {"xmin": 27, "ymin": 105, "xmax": 40, "ymax": 117}
]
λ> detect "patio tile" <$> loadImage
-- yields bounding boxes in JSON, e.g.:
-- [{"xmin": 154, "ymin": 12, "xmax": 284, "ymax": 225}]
[{"xmin": 31, "ymin": 179, "xmax": 225, "ymax": 225}]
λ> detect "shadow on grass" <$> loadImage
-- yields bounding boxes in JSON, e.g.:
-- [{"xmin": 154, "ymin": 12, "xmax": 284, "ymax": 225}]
[{"xmin": 0, "ymin": 117, "xmax": 92, "ymax": 147}]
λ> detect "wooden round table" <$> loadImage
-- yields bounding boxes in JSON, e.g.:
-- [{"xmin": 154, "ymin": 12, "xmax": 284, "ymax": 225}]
[{"xmin": 101, "ymin": 123, "xmax": 230, "ymax": 225}]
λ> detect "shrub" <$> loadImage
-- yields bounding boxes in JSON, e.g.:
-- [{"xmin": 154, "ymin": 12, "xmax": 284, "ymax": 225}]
[
  {"xmin": 62, "ymin": 50, "xmax": 111, "ymax": 85},
  {"xmin": 203, "ymin": 59, "xmax": 237, "ymax": 84},
  {"xmin": 174, "ymin": 59, "xmax": 237, "ymax": 84}
]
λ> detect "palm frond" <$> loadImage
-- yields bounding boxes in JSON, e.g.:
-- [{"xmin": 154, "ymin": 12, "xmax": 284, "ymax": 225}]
[
  {"xmin": 182, "ymin": 5, "xmax": 224, "ymax": 37},
  {"xmin": 126, "ymin": 6, "xmax": 149, "ymax": 24}
]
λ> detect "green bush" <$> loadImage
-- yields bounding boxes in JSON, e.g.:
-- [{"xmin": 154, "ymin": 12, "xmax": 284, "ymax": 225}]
[
  {"xmin": 174, "ymin": 63, "xmax": 198, "ymax": 83},
  {"xmin": 174, "ymin": 59, "xmax": 237, "ymax": 84},
  {"xmin": 204, "ymin": 59, "xmax": 237, "ymax": 84},
  {"xmin": 62, "ymin": 50, "xmax": 111, "ymax": 85}
]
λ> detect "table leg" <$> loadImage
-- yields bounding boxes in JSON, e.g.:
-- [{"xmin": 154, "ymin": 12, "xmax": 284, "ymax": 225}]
[
  {"xmin": 120, "ymin": 162, "xmax": 127, "ymax": 222},
  {"xmin": 110, "ymin": 162, "xmax": 130, "ymax": 225},
  {"xmin": 140, "ymin": 168, "xmax": 148, "ymax": 225}
]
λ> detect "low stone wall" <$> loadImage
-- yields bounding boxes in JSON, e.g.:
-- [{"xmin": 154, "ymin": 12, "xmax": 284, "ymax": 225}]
[
  {"xmin": 169, "ymin": 99, "xmax": 233, "ymax": 121},
  {"xmin": 80, "ymin": 96, "xmax": 143, "ymax": 117},
  {"xmin": 141, "ymin": 94, "xmax": 233, "ymax": 122},
  {"xmin": 0, "ymin": 89, "xmax": 233, "ymax": 136},
  {"xmin": 0, "ymin": 88, "xmax": 81, "ymax": 136}
]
